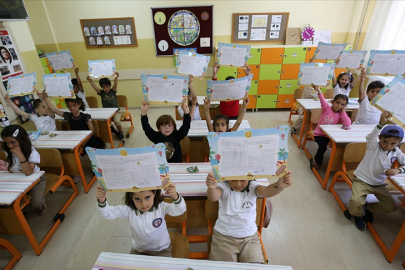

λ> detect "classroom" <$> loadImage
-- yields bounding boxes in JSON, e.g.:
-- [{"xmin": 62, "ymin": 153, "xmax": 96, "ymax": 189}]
[{"xmin": 1, "ymin": 1, "xmax": 405, "ymax": 269}]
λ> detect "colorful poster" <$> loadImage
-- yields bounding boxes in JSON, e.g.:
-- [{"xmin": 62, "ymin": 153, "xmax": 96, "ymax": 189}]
[
  {"xmin": 7, "ymin": 72, "xmax": 36, "ymax": 97},
  {"xmin": 298, "ymin": 63, "xmax": 335, "ymax": 86},
  {"xmin": 367, "ymin": 50, "xmax": 405, "ymax": 75},
  {"xmin": 313, "ymin": 42, "xmax": 348, "ymax": 60},
  {"xmin": 88, "ymin": 59, "xmax": 116, "ymax": 78},
  {"xmin": 42, "ymin": 73, "xmax": 74, "ymax": 98},
  {"xmin": 217, "ymin": 42, "xmax": 250, "ymax": 67},
  {"xmin": 206, "ymin": 74, "xmax": 253, "ymax": 101},
  {"xmin": 0, "ymin": 30, "xmax": 24, "ymax": 81},
  {"xmin": 45, "ymin": 50, "xmax": 75, "ymax": 71},
  {"xmin": 175, "ymin": 51, "xmax": 210, "ymax": 79},
  {"xmin": 141, "ymin": 74, "xmax": 189, "ymax": 105}
]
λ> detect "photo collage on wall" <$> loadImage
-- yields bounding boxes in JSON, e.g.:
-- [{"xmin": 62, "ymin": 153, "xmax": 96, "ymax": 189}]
[
  {"xmin": 0, "ymin": 30, "xmax": 24, "ymax": 82},
  {"xmin": 83, "ymin": 23, "xmax": 132, "ymax": 46}
]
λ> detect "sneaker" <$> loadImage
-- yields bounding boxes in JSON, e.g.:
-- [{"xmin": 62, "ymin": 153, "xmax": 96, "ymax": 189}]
[
  {"xmin": 72, "ymin": 175, "xmax": 81, "ymax": 183},
  {"xmin": 37, "ymin": 204, "xmax": 47, "ymax": 216},
  {"xmin": 291, "ymin": 127, "xmax": 296, "ymax": 136},
  {"xmin": 363, "ymin": 203, "xmax": 374, "ymax": 223},
  {"xmin": 23, "ymin": 211, "xmax": 28, "ymax": 217},
  {"xmin": 118, "ymin": 132, "xmax": 124, "ymax": 140},
  {"xmin": 354, "ymin": 216, "xmax": 366, "ymax": 231},
  {"xmin": 110, "ymin": 125, "xmax": 119, "ymax": 136},
  {"xmin": 310, "ymin": 159, "xmax": 320, "ymax": 170}
]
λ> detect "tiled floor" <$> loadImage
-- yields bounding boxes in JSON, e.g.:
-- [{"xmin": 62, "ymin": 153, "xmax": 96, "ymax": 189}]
[{"xmin": 1, "ymin": 108, "xmax": 404, "ymax": 270}]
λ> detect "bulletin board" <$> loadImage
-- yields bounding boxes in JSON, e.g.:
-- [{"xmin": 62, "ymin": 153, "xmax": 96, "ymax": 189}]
[
  {"xmin": 232, "ymin": 13, "xmax": 289, "ymax": 43},
  {"xmin": 151, "ymin": 5, "xmax": 213, "ymax": 56},
  {"xmin": 80, "ymin": 17, "xmax": 138, "ymax": 49}
]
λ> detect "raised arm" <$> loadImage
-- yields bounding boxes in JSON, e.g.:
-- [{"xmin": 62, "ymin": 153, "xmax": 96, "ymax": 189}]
[
  {"xmin": 177, "ymin": 100, "xmax": 191, "ymax": 140},
  {"xmin": 4, "ymin": 94, "xmax": 29, "ymax": 118},
  {"xmin": 203, "ymin": 98, "xmax": 214, "ymax": 132},
  {"xmin": 140, "ymin": 100, "xmax": 159, "ymax": 143},
  {"xmin": 41, "ymin": 91, "xmax": 64, "ymax": 117},
  {"xmin": 112, "ymin": 71, "xmax": 119, "ymax": 92},
  {"xmin": 232, "ymin": 95, "xmax": 249, "ymax": 131},
  {"xmin": 36, "ymin": 90, "xmax": 55, "ymax": 118},
  {"xmin": 86, "ymin": 76, "xmax": 101, "ymax": 94},
  {"xmin": 358, "ymin": 68, "xmax": 367, "ymax": 101},
  {"xmin": 190, "ymin": 96, "xmax": 197, "ymax": 120},
  {"xmin": 256, "ymin": 171, "xmax": 292, "ymax": 197},
  {"xmin": 350, "ymin": 72, "xmax": 362, "ymax": 88},
  {"xmin": 206, "ymin": 173, "xmax": 222, "ymax": 202},
  {"xmin": 212, "ymin": 63, "xmax": 220, "ymax": 80},
  {"xmin": 75, "ymin": 67, "xmax": 84, "ymax": 92}
]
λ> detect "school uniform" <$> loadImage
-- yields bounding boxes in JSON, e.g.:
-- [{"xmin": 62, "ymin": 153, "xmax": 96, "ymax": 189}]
[
  {"xmin": 349, "ymin": 125, "xmax": 405, "ymax": 217},
  {"xmin": 97, "ymin": 196, "xmax": 186, "ymax": 254},
  {"xmin": 177, "ymin": 105, "xmax": 201, "ymax": 120},
  {"xmin": 353, "ymin": 97, "xmax": 381, "ymax": 125},
  {"xmin": 29, "ymin": 114, "xmax": 56, "ymax": 131},
  {"xmin": 98, "ymin": 89, "xmax": 121, "ymax": 125},
  {"xmin": 333, "ymin": 84, "xmax": 353, "ymax": 97},
  {"xmin": 209, "ymin": 181, "xmax": 263, "ymax": 263}
]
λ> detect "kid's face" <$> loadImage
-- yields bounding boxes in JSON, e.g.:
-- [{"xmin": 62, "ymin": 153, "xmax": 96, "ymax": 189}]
[
  {"xmin": 73, "ymin": 85, "xmax": 80, "ymax": 94},
  {"xmin": 35, "ymin": 101, "xmax": 48, "ymax": 116},
  {"xmin": 339, "ymin": 75, "xmax": 350, "ymax": 87},
  {"xmin": 214, "ymin": 119, "xmax": 228, "ymax": 132},
  {"xmin": 132, "ymin": 190, "xmax": 155, "ymax": 212},
  {"xmin": 331, "ymin": 98, "xmax": 347, "ymax": 113},
  {"xmin": 378, "ymin": 136, "xmax": 402, "ymax": 151},
  {"xmin": 367, "ymin": 88, "xmax": 382, "ymax": 101},
  {"xmin": 67, "ymin": 101, "xmax": 80, "ymax": 113},
  {"xmin": 159, "ymin": 123, "xmax": 174, "ymax": 137},
  {"xmin": 101, "ymin": 84, "xmax": 111, "ymax": 93},
  {"xmin": 228, "ymin": 180, "xmax": 249, "ymax": 192},
  {"xmin": 3, "ymin": 136, "xmax": 20, "ymax": 149}
]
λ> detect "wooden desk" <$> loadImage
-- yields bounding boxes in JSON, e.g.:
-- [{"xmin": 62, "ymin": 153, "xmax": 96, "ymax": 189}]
[
  {"xmin": 292, "ymin": 99, "xmax": 359, "ymax": 148},
  {"xmin": 196, "ymin": 96, "xmax": 243, "ymax": 106},
  {"xmin": 93, "ymin": 252, "xmax": 293, "ymax": 270},
  {"xmin": 55, "ymin": 108, "xmax": 118, "ymax": 149},
  {"xmin": 32, "ymin": 130, "xmax": 96, "ymax": 193},
  {"xmin": 314, "ymin": 125, "xmax": 374, "ymax": 189}
]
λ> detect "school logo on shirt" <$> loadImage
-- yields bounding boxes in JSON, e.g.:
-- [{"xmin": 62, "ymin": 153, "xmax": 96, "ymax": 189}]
[
  {"xmin": 152, "ymin": 218, "xmax": 162, "ymax": 228},
  {"xmin": 242, "ymin": 201, "xmax": 254, "ymax": 209},
  {"xmin": 391, "ymin": 157, "xmax": 397, "ymax": 164}
]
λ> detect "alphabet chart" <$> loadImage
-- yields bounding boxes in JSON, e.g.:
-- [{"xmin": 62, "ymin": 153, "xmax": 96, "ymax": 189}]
[
  {"xmin": 7, "ymin": 72, "xmax": 36, "ymax": 97},
  {"xmin": 313, "ymin": 42, "xmax": 347, "ymax": 60},
  {"xmin": 141, "ymin": 74, "xmax": 189, "ymax": 105},
  {"xmin": 217, "ymin": 42, "xmax": 250, "ymax": 67},
  {"xmin": 175, "ymin": 51, "xmax": 210, "ymax": 79},
  {"xmin": 45, "ymin": 50, "xmax": 75, "ymax": 71},
  {"xmin": 88, "ymin": 59, "xmax": 116, "ymax": 78},
  {"xmin": 206, "ymin": 74, "xmax": 253, "ymax": 101},
  {"xmin": 86, "ymin": 143, "xmax": 172, "ymax": 192},
  {"xmin": 367, "ymin": 50, "xmax": 405, "ymax": 75},
  {"xmin": 207, "ymin": 126, "xmax": 289, "ymax": 181},
  {"xmin": 42, "ymin": 73, "xmax": 74, "ymax": 98},
  {"xmin": 298, "ymin": 63, "xmax": 335, "ymax": 86}
]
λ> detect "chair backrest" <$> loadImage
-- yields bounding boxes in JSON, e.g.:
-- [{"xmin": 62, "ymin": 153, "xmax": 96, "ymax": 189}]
[
  {"xmin": 294, "ymin": 88, "xmax": 304, "ymax": 101},
  {"xmin": 342, "ymin": 142, "xmax": 367, "ymax": 173},
  {"xmin": 116, "ymin": 95, "xmax": 128, "ymax": 108},
  {"xmin": 350, "ymin": 109, "xmax": 359, "ymax": 123},
  {"xmin": 214, "ymin": 106, "xmax": 221, "ymax": 116},
  {"xmin": 325, "ymin": 89, "xmax": 334, "ymax": 99},
  {"xmin": 198, "ymin": 105, "xmax": 206, "ymax": 120},
  {"xmin": 180, "ymin": 137, "xmax": 190, "ymax": 155},
  {"xmin": 92, "ymin": 119, "xmax": 99, "ymax": 137},
  {"xmin": 202, "ymin": 136, "xmax": 210, "ymax": 162},
  {"xmin": 86, "ymin": 96, "xmax": 99, "ymax": 108},
  {"xmin": 175, "ymin": 106, "xmax": 183, "ymax": 120},
  {"xmin": 310, "ymin": 108, "xmax": 323, "ymax": 126},
  {"xmin": 37, "ymin": 148, "xmax": 63, "ymax": 176},
  {"xmin": 400, "ymin": 143, "xmax": 405, "ymax": 152}
]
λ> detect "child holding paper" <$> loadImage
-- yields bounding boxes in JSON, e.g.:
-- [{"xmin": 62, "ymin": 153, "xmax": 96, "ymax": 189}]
[
  {"xmin": 332, "ymin": 71, "xmax": 361, "ymax": 98},
  {"xmin": 87, "ymin": 72, "xmax": 124, "ymax": 140},
  {"xmin": 4, "ymin": 92, "xmax": 56, "ymax": 131},
  {"xmin": 141, "ymin": 100, "xmax": 190, "ymax": 163},
  {"xmin": 206, "ymin": 171, "xmax": 292, "ymax": 263},
  {"xmin": 95, "ymin": 184, "xmax": 186, "ymax": 257},
  {"xmin": 349, "ymin": 111, "xmax": 405, "ymax": 231},
  {"xmin": 177, "ymin": 75, "xmax": 201, "ymax": 120},
  {"xmin": 311, "ymin": 85, "xmax": 351, "ymax": 170},
  {"xmin": 71, "ymin": 67, "xmax": 89, "ymax": 109},
  {"xmin": 353, "ymin": 69, "xmax": 385, "ymax": 125}
]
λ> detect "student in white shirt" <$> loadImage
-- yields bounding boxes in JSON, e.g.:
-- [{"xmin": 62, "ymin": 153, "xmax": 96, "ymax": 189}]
[
  {"xmin": 332, "ymin": 71, "xmax": 361, "ymax": 98},
  {"xmin": 206, "ymin": 171, "xmax": 292, "ymax": 263},
  {"xmin": 177, "ymin": 75, "xmax": 201, "ymax": 120},
  {"xmin": 95, "ymin": 184, "xmax": 186, "ymax": 257},
  {"xmin": 4, "ymin": 92, "xmax": 56, "ymax": 131},
  {"xmin": 71, "ymin": 67, "xmax": 90, "ymax": 109},
  {"xmin": 349, "ymin": 111, "xmax": 405, "ymax": 231}
]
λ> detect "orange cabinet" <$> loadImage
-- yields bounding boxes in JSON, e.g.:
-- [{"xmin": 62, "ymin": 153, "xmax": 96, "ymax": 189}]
[
  {"xmin": 247, "ymin": 95, "xmax": 257, "ymax": 109},
  {"xmin": 260, "ymin": 48, "xmax": 285, "ymax": 64},
  {"xmin": 237, "ymin": 65, "xmax": 260, "ymax": 80},
  {"xmin": 258, "ymin": 80, "xmax": 279, "ymax": 95},
  {"xmin": 305, "ymin": 47, "xmax": 316, "ymax": 62},
  {"xmin": 280, "ymin": 64, "xmax": 300, "ymax": 80},
  {"xmin": 334, "ymin": 68, "xmax": 347, "ymax": 78},
  {"xmin": 276, "ymin": 94, "xmax": 294, "ymax": 108}
]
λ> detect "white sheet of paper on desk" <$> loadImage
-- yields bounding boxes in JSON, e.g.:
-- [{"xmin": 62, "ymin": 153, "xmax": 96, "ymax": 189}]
[
  {"xmin": 250, "ymin": 28, "xmax": 266, "ymax": 41},
  {"xmin": 147, "ymin": 77, "xmax": 183, "ymax": 103},
  {"xmin": 91, "ymin": 61, "xmax": 113, "ymax": 77},
  {"xmin": 47, "ymin": 54, "xmax": 74, "ymax": 70},
  {"xmin": 300, "ymin": 66, "xmax": 329, "ymax": 86},
  {"xmin": 218, "ymin": 135, "xmax": 278, "ymax": 177},
  {"xmin": 316, "ymin": 45, "xmax": 345, "ymax": 60},
  {"xmin": 44, "ymin": 77, "xmax": 71, "ymax": 97},
  {"xmin": 219, "ymin": 46, "xmax": 247, "ymax": 66},
  {"xmin": 370, "ymin": 54, "xmax": 405, "ymax": 75},
  {"xmin": 376, "ymin": 82, "xmax": 405, "ymax": 124},
  {"xmin": 178, "ymin": 54, "xmax": 206, "ymax": 77},
  {"xmin": 96, "ymin": 152, "xmax": 161, "ymax": 190},
  {"xmin": 211, "ymin": 79, "xmax": 247, "ymax": 100},
  {"xmin": 336, "ymin": 52, "xmax": 363, "ymax": 69},
  {"xmin": 8, "ymin": 76, "xmax": 33, "ymax": 96}
]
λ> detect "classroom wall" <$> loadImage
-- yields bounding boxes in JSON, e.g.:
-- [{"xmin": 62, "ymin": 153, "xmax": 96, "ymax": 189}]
[{"xmin": 24, "ymin": 0, "xmax": 374, "ymax": 106}]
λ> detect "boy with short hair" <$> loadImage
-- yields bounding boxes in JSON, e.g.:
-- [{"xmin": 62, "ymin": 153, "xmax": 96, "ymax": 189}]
[
  {"xmin": 206, "ymin": 171, "xmax": 292, "ymax": 263},
  {"xmin": 71, "ymin": 67, "xmax": 89, "ymax": 109},
  {"xmin": 349, "ymin": 111, "xmax": 405, "ymax": 231},
  {"xmin": 87, "ymin": 72, "xmax": 124, "ymax": 140}
]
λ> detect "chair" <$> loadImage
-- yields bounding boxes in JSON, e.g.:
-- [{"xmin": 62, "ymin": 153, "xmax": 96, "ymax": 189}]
[
  {"xmin": 0, "ymin": 239, "xmax": 22, "ymax": 270},
  {"xmin": 288, "ymin": 88, "xmax": 304, "ymax": 125},
  {"xmin": 325, "ymin": 88, "xmax": 334, "ymax": 99},
  {"xmin": 175, "ymin": 105, "xmax": 206, "ymax": 120},
  {"xmin": 328, "ymin": 143, "xmax": 367, "ymax": 219},
  {"xmin": 202, "ymin": 136, "xmax": 211, "ymax": 162},
  {"xmin": 301, "ymin": 108, "xmax": 323, "ymax": 160},
  {"xmin": 86, "ymin": 96, "xmax": 98, "ymax": 108},
  {"xmin": 164, "ymin": 198, "xmax": 188, "ymax": 259},
  {"xmin": 205, "ymin": 198, "xmax": 268, "ymax": 263},
  {"xmin": 117, "ymin": 95, "xmax": 134, "ymax": 138},
  {"xmin": 350, "ymin": 109, "xmax": 359, "ymax": 123},
  {"xmin": 180, "ymin": 137, "xmax": 190, "ymax": 162}
]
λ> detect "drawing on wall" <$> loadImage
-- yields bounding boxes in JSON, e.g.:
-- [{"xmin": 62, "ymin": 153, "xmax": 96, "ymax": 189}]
[{"xmin": 168, "ymin": 10, "xmax": 200, "ymax": 46}]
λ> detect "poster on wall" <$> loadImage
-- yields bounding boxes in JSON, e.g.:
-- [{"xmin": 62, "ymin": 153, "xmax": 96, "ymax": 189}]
[{"xmin": 0, "ymin": 30, "xmax": 24, "ymax": 82}]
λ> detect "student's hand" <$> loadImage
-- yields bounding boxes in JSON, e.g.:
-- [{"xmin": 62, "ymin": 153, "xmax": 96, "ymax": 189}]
[
  {"xmin": 335, "ymin": 57, "xmax": 340, "ymax": 65},
  {"xmin": 385, "ymin": 169, "xmax": 401, "ymax": 176},
  {"xmin": 74, "ymin": 67, "xmax": 79, "ymax": 74},
  {"xmin": 360, "ymin": 67, "xmax": 366, "ymax": 81},
  {"xmin": 203, "ymin": 97, "xmax": 210, "ymax": 111},
  {"xmin": 309, "ymin": 58, "xmax": 314, "ymax": 63},
  {"xmin": 276, "ymin": 171, "xmax": 292, "ymax": 190},
  {"xmin": 41, "ymin": 90, "xmax": 48, "ymax": 98},
  {"xmin": 164, "ymin": 184, "xmax": 179, "ymax": 200},
  {"xmin": 243, "ymin": 64, "xmax": 252, "ymax": 76},
  {"xmin": 379, "ymin": 111, "xmax": 392, "ymax": 125},
  {"xmin": 312, "ymin": 84, "xmax": 321, "ymax": 93},
  {"xmin": 206, "ymin": 173, "xmax": 217, "ymax": 189},
  {"xmin": 10, "ymin": 146, "xmax": 24, "ymax": 161},
  {"xmin": 86, "ymin": 76, "xmax": 93, "ymax": 81},
  {"xmin": 213, "ymin": 63, "xmax": 220, "ymax": 75},
  {"xmin": 242, "ymin": 95, "xmax": 249, "ymax": 109},
  {"xmin": 188, "ymin": 75, "xmax": 194, "ymax": 85},
  {"xmin": 326, "ymin": 81, "xmax": 331, "ymax": 87},
  {"xmin": 4, "ymin": 94, "xmax": 11, "ymax": 103},
  {"xmin": 181, "ymin": 99, "xmax": 190, "ymax": 114},
  {"xmin": 341, "ymin": 105, "xmax": 346, "ymax": 112},
  {"xmin": 113, "ymin": 71, "xmax": 119, "ymax": 78},
  {"xmin": 191, "ymin": 96, "xmax": 197, "ymax": 107},
  {"xmin": 96, "ymin": 184, "xmax": 106, "ymax": 203},
  {"xmin": 141, "ymin": 100, "xmax": 149, "ymax": 116}
]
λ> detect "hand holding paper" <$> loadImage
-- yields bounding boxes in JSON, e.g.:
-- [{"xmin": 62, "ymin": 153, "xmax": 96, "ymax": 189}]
[
  {"xmin": 380, "ymin": 111, "xmax": 392, "ymax": 125},
  {"xmin": 164, "ymin": 184, "xmax": 179, "ymax": 200},
  {"xmin": 96, "ymin": 184, "xmax": 107, "ymax": 203},
  {"xmin": 206, "ymin": 173, "xmax": 217, "ymax": 189},
  {"xmin": 141, "ymin": 100, "xmax": 150, "ymax": 116},
  {"xmin": 276, "ymin": 170, "xmax": 292, "ymax": 190},
  {"xmin": 181, "ymin": 99, "xmax": 189, "ymax": 114}
]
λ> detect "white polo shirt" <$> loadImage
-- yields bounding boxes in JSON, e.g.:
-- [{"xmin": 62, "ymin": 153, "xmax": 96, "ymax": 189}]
[
  {"xmin": 214, "ymin": 181, "xmax": 261, "ymax": 238},
  {"xmin": 97, "ymin": 196, "xmax": 186, "ymax": 252},
  {"xmin": 333, "ymin": 84, "xmax": 353, "ymax": 97},
  {"xmin": 353, "ymin": 97, "xmax": 380, "ymax": 125},
  {"xmin": 29, "ymin": 114, "xmax": 56, "ymax": 131},
  {"xmin": 4, "ymin": 147, "xmax": 40, "ymax": 173}
]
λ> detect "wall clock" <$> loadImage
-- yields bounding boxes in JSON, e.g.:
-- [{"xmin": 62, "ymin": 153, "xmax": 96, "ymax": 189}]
[
  {"xmin": 158, "ymin": 40, "xmax": 169, "ymax": 51},
  {"xmin": 285, "ymin": 28, "xmax": 301, "ymax": 45},
  {"xmin": 301, "ymin": 25, "xmax": 315, "ymax": 41}
]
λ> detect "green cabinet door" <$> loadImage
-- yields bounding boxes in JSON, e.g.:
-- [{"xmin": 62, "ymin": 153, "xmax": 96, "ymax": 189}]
[
  {"xmin": 283, "ymin": 47, "xmax": 307, "ymax": 64},
  {"xmin": 249, "ymin": 80, "xmax": 258, "ymax": 95},
  {"xmin": 248, "ymin": 48, "xmax": 262, "ymax": 65},
  {"xmin": 259, "ymin": 64, "xmax": 282, "ymax": 80},
  {"xmin": 278, "ymin": 80, "xmax": 299, "ymax": 94},
  {"xmin": 40, "ymin": 57, "xmax": 51, "ymax": 74},
  {"xmin": 217, "ymin": 66, "xmax": 238, "ymax": 81},
  {"xmin": 256, "ymin": 94, "xmax": 277, "ymax": 109}
]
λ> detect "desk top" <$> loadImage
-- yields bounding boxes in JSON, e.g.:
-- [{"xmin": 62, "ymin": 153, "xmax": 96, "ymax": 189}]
[
  {"xmin": 176, "ymin": 120, "xmax": 250, "ymax": 137},
  {"xmin": 197, "ymin": 96, "xmax": 243, "ymax": 106},
  {"xmin": 169, "ymin": 163, "xmax": 269, "ymax": 196},
  {"xmin": 0, "ymin": 171, "xmax": 45, "ymax": 205},
  {"xmin": 93, "ymin": 252, "xmax": 293, "ymax": 270},
  {"xmin": 55, "ymin": 108, "xmax": 117, "ymax": 120},
  {"xmin": 389, "ymin": 174, "xmax": 405, "ymax": 192},
  {"xmin": 297, "ymin": 99, "xmax": 359, "ymax": 110},
  {"xmin": 31, "ymin": 130, "xmax": 92, "ymax": 150},
  {"xmin": 320, "ymin": 125, "xmax": 375, "ymax": 144}
]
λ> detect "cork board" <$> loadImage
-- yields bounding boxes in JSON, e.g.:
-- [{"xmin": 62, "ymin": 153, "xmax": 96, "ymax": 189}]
[
  {"xmin": 232, "ymin": 13, "xmax": 289, "ymax": 43},
  {"xmin": 80, "ymin": 17, "xmax": 137, "ymax": 49}
]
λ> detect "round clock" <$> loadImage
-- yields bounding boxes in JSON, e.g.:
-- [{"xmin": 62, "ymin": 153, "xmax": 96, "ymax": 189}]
[
  {"xmin": 301, "ymin": 25, "xmax": 315, "ymax": 41},
  {"xmin": 158, "ymin": 40, "xmax": 169, "ymax": 52},
  {"xmin": 154, "ymin": 12, "xmax": 166, "ymax": 25}
]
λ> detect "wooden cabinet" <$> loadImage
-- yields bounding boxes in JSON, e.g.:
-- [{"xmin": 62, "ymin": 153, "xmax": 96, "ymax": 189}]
[
  {"xmin": 260, "ymin": 48, "xmax": 284, "ymax": 64},
  {"xmin": 283, "ymin": 47, "xmax": 306, "ymax": 64},
  {"xmin": 249, "ymin": 80, "xmax": 259, "ymax": 95},
  {"xmin": 259, "ymin": 64, "xmax": 282, "ymax": 80},
  {"xmin": 238, "ymin": 65, "xmax": 260, "ymax": 80},
  {"xmin": 278, "ymin": 80, "xmax": 299, "ymax": 95},
  {"xmin": 248, "ymin": 48, "xmax": 262, "ymax": 65},
  {"xmin": 276, "ymin": 94, "xmax": 294, "ymax": 108},
  {"xmin": 258, "ymin": 80, "xmax": 279, "ymax": 95},
  {"xmin": 217, "ymin": 66, "xmax": 237, "ymax": 81},
  {"xmin": 280, "ymin": 64, "xmax": 300, "ymax": 80},
  {"xmin": 247, "ymin": 95, "xmax": 257, "ymax": 109},
  {"xmin": 256, "ymin": 94, "xmax": 277, "ymax": 109}
]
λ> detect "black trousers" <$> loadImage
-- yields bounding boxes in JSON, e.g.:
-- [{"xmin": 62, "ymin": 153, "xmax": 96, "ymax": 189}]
[{"xmin": 314, "ymin": 136, "xmax": 330, "ymax": 165}]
